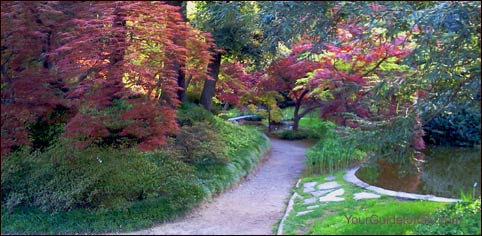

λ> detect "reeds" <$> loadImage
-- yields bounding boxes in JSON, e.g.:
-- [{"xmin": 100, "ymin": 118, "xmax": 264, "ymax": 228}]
[{"xmin": 306, "ymin": 136, "xmax": 365, "ymax": 175}]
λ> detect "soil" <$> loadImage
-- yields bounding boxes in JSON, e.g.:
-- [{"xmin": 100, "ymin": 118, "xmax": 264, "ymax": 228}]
[{"xmin": 123, "ymin": 138, "xmax": 311, "ymax": 235}]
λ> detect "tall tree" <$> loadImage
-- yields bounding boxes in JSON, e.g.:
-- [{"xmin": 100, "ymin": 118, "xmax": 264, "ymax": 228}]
[
  {"xmin": 262, "ymin": 43, "xmax": 322, "ymax": 131},
  {"xmin": 1, "ymin": 1, "xmax": 214, "ymax": 155},
  {"xmin": 191, "ymin": 1, "xmax": 262, "ymax": 111},
  {"xmin": 1, "ymin": 1, "xmax": 67, "ymax": 155},
  {"xmin": 53, "ymin": 1, "xmax": 214, "ymax": 151},
  {"xmin": 166, "ymin": 1, "xmax": 189, "ymax": 102}
]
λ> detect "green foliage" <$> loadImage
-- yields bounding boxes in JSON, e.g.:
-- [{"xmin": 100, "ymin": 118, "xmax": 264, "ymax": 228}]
[
  {"xmin": 1, "ymin": 195, "xmax": 199, "ymax": 234},
  {"xmin": 413, "ymin": 198, "xmax": 481, "ymax": 235},
  {"xmin": 275, "ymin": 128, "xmax": 317, "ymax": 140},
  {"xmin": 258, "ymin": 1, "xmax": 336, "ymax": 55},
  {"xmin": 281, "ymin": 171, "xmax": 448, "ymax": 235},
  {"xmin": 191, "ymin": 1, "xmax": 262, "ymax": 62},
  {"xmin": 305, "ymin": 122, "xmax": 365, "ymax": 174},
  {"xmin": 1, "ymin": 142, "xmax": 202, "ymax": 213},
  {"xmin": 424, "ymin": 105, "xmax": 481, "ymax": 147},
  {"xmin": 195, "ymin": 116, "xmax": 270, "ymax": 197},
  {"xmin": 344, "ymin": 114, "xmax": 423, "ymax": 167},
  {"xmin": 173, "ymin": 122, "xmax": 228, "ymax": 165},
  {"xmin": 310, "ymin": 200, "xmax": 447, "ymax": 235},
  {"xmin": 27, "ymin": 108, "xmax": 67, "ymax": 151},
  {"xmin": 177, "ymin": 103, "xmax": 215, "ymax": 126},
  {"xmin": 1, "ymin": 103, "xmax": 270, "ymax": 233}
]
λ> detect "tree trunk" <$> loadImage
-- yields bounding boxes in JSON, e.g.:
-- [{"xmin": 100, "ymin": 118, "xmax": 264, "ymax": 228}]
[
  {"xmin": 293, "ymin": 100, "xmax": 301, "ymax": 131},
  {"xmin": 222, "ymin": 102, "xmax": 229, "ymax": 112},
  {"xmin": 167, "ymin": 1, "xmax": 188, "ymax": 103},
  {"xmin": 176, "ymin": 65, "xmax": 186, "ymax": 102},
  {"xmin": 293, "ymin": 115, "xmax": 300, "ymax": 131},
  {"xmin": 292, "ymin": 90, "xmax": 310, "ymax": 131},
  {"xmin": 200, "ymin": 51, "xmax": 222, "ymax": 111}
]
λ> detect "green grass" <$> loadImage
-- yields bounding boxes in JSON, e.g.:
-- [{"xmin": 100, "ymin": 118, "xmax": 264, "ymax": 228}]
[
  {"xmin": 311, "ymin": 201, "xmax": 446, "ymax": 235},
  {"xmin": 281, "ymin": 106, "xmax": 320, "ymax": 121},
  {"xmin": 280, "ymin": 171, "xmax": 448, "ymax": 235},
  {"xmin": 298, "ymin": 116, "xmax": 325, "ymax": 129}
]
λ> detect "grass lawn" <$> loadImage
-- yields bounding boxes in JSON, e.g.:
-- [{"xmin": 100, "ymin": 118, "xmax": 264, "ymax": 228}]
[
  {"xmin": 279, "ymin": 171, "xmax": 448, "ymax": 235},
  {"xmin": 299, "ymin": 116, "xmax": 325, "ymax": 129}
]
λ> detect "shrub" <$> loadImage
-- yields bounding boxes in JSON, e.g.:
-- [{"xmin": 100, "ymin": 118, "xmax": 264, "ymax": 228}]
[
  {"xmin": 176, "ymin": 103, "xmax": 215, "ymax": 126},
  {"xmin": 413, "ymin": 198, "xmax": 481, "ymax": 235},
  {"xmin": 275, "ymin": 128, "xmax": 320, "ymax": 140},
  {"xmin": 424, "ymin": 106, "xmax": 481, "ymax": 147},
  {"xmin": 276, "ymin": 129, "xmax": 305, "ymax": 140},
  {"xmin": 1, "ymin": 141, "xmax": 204, "ymax": 213},
  {"xmin": 1, "ymin": 103, "xmax": 271, "ymax": 233},
  {"xmin": 195, "ymin": 117, "xmax": 271, "ymax": 196},
  {"xmin": 173, "ymin": 122, "xmax": 228, "ymax": 165}
]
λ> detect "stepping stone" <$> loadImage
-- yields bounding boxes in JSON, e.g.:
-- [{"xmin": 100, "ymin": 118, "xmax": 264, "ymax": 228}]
[
  {"xmin": 325, "ymin": 176, "xmax": 336, "ymax": 181},
  {"xmin": 353, "ymin": 192, "xmax": 381, "ymax": 201},
  {"xmin": 296, "ymin": 210, "xmax": 313, "ymax": 216},
  {"xmin": 295, "ymin": 179, "xmax": 302, "ymax": 188},
  {"xmin": 310, "ymin": 189, "xmax": 333, "ymax": 197},
  {"xmin": 303, "ymin": 187, "xmax": 316, "ymax": 193},
  {"xmin": 317, "ymin": 181, "xmax": 341, "ymax": 190},
  {"xmin": 303, "ymin": 181, "xmax": 317, "ymax": 188},
  {"xmin": 303, "ymin": 197, "xmax": 317, "ymax": 205},
  {"xmin": 319, "ymin": 188, "xmax": 345, "ymax": 202},
  {"xmin": 307, "ymin": 205, "xmax": 320, "ymax": 210}
]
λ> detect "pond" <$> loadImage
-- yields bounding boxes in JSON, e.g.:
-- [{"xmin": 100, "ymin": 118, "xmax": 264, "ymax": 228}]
[{"xmin": 356, "ymin": 145, "xmax": 481, "ymax": 199}]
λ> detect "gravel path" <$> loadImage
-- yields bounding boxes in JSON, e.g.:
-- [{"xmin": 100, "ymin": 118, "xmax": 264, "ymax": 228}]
[{"xmin": 125, "ymin": 138, "xmax": 310, "ymax": 235}]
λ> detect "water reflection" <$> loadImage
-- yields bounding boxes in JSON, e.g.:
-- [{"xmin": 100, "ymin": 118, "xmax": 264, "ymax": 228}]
[{"xmin": 356, "ymin": 145, "xmax": 481, "ymax": 198}]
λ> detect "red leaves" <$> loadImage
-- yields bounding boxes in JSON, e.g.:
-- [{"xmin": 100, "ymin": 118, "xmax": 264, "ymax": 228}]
[
  {"xmin": 368, "ymin": 3, "xmax": 387, "ymax": 12},
  {"xmin": 1, "ymin": 1, "xmax": 214, "ymax": 155},
  {"xmin": 292, "ymin": 43, "xmax": 313, "ymax": 54},
  {"xmin": 63, "ymin": 113, "xmax": 110, "ymax": 149},
  {"xmin": 216, "ymin": 61, "xmax": 256, "ymax": 105},
  {"xmin": 297, "ymin": 20, "xmax": 415, "ymax": 126},
  {"xmin": 1, "ymin": 1, "xmax": 68, "ymax": 155}
]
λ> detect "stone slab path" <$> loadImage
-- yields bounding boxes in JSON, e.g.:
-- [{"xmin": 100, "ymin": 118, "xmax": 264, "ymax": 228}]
[
  {"xmin": 120, "ymin": 138, "xmax": 311, "ymax": 235},
  {"xmin": 278, "ymin": 168, "xmax": 460, "ymax": 234}
]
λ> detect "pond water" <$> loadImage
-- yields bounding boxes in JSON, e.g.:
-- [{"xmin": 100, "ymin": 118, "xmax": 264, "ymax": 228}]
[{"xmin": 356, "ymin": 145, "xmax": 481, "ymax": 199}]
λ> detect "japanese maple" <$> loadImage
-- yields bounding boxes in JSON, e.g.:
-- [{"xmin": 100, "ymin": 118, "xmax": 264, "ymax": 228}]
[
  {"xmin": 1, "ymin": 1, "xmax": 214, "ymax": 154},
  {"xmin": 53, "ymin": 1, "xmax": 214, "ymax": 151},
  {"xmin": 216, "ymin": 61, "xmax": 257, "ymax": 106},
  {"xmin": 1, "ymin": 1, "xmax": 67, "ymax": 155},
  {"xmin": 261, "ymin": 42, "xmax": 322, "ymax": 130},
  {"xmin": 300, "ymin": 20, "xmax": 414, "ymax": 127}
]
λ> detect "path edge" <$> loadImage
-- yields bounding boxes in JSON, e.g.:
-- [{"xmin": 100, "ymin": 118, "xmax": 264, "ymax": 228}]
[
  {"xmin": 344, "ymin": 167, "xmax": 459, "ymax": 203},
  {"xmin": 277, "ymin": 179, "xmax": 301, "ymax": 235}
]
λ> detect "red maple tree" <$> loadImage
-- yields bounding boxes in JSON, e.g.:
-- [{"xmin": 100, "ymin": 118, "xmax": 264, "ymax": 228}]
[
  {"xmin": 54, "ymin": 1, "xmax": 214, "ymax": 151},
  {"xmin": 1, "ymin": 1, "xmax": 214, "ymax": 155},
  {"xmin": 261, "ymin": 42, "xmax": 322, "ymax": 130},
  {"xmin": 216, "ymin": 61, "xmax": 257, "ymax": 106},
  {"xmin": 1, "ymin": 1, "xmax": 67, "ymax": 155},
  {"xmin": 307, "ymin": 20, "xmax": 413, "ymax": 127}
]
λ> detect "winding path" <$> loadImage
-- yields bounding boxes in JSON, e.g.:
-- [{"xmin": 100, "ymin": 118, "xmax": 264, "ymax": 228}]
[{"xmin": 125, "ymin": 138, "xmax": 310, "ymax": 235}]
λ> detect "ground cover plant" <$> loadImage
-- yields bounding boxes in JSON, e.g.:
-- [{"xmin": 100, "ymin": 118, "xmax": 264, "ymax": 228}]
[
  {"xmin": 1, "ymin": 104, "xmax": 270, "ymax": 234},
  {"xmin": 278, "ymin": 171, "xmax": 449, "ymax": 235}
]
